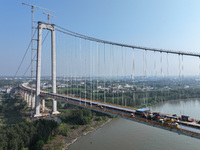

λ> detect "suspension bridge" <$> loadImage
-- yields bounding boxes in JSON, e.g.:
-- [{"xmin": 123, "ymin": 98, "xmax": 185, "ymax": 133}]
[{"xmin": 18, "ymin": 21, "xmax": 200, "ymax": 139}]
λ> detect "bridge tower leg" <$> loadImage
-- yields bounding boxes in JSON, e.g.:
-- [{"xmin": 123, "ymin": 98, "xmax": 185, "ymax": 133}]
[
  {"xmin": 34, "ymin": 22, "xmax": 42, "ymax": 117},
  {"xmin": 51, "ymin": 26, "xmax": 59, "ymax": 115}
]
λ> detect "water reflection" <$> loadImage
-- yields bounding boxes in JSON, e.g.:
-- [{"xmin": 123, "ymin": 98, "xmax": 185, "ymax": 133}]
[{"xmin": 149, "ymin": 98, "xmax": 200, "ymax": 119}]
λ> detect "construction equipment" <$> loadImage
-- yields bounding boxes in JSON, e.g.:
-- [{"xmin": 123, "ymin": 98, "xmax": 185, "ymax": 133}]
[
  {"xmin": 43, "ymin": 13, "xmax": 56, "ymax": 24},
  {"xmin": 22, "ymin": 2, "xmax": 55, "ymax": 114}
]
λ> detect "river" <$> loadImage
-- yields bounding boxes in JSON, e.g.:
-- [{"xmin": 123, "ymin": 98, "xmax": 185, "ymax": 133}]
[{"xmin": 68, "ymin": 99, "xmax": 200, "ymax": 150}]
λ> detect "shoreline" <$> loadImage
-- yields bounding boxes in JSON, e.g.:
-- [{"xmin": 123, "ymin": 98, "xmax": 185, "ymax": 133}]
[{"xmin": 63, "ymin": 118, "xmax": 112, "ymax": 150}]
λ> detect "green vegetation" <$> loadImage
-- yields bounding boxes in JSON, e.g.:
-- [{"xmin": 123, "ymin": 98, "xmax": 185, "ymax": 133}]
[
  {"xmin": 59, "ymin": 108, "xmax": 93, "ymax": 125},
  {"xmin": 0, "ymin": 119, "xmax": 58, "ymax": 150},
  {"xmin": 53, "ymin": 78, "xmax": 200, "ymax": 108},
  {"xmin": 0, "ymin": 85, "xmax": 112, "ymax": 150},
  {"xmin": 0, "ymin": 79, "xmax": 20, "ymax": 87},
  {"xmin": 0, "ymin": 93, "xmax": 59, "ymax": 150},
  {"xmin": 0, "ymin": 94, "xmax": 26, "ymax": 124}
]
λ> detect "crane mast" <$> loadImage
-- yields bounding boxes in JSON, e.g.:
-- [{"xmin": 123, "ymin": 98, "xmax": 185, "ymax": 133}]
[{"xmin": 22, "ymin": 3, "xmax": 55, "ymax": 113}]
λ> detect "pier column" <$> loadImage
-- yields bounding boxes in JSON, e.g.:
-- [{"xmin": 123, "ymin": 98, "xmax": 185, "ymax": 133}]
[
  {"xmin": 28, "ymin": 94, "xmax": 31, "ymax": 107},
  {"xmin": 25, "ymin": 92, "xmax": 28, "ymax": 103},
  {"xmin": 42, "ymin": 99, "xmax": 45, "ymax": 112},
  {"xmin": 32, "ymin": 94, "xmax": 35, "ymax": 109},
  {"xmin": 23, "ymin": 92, "xmax": 26, "ymax": 102}
]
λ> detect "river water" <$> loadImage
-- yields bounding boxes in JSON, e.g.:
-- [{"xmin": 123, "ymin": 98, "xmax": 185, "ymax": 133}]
[{"xmin": 68, "ymin": 99, "xmax": 200, "ymax": 150}]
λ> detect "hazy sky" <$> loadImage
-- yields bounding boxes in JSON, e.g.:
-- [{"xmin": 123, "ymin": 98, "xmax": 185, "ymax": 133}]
[{"xmin": 1, "ymin": 0, "xmax": 200, "ymax": 76}]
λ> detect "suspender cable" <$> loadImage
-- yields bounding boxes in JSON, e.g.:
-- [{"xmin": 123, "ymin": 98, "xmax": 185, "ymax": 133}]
[
  {"xmin": 145, "ymin": 50, "xmax": 147, "ymax": 107},
  {"xmin": 84, "ymin": 39, "xmax": 87, "ymax": 106},
  {"xmin": 64, "ymin": 34, "xmax": 66, "ymax": 96},
  {"xmin": 132, "ymin": 48, "xmax": 135, "ymax": 107},
  {"xmin": 93, "ymin": 42, "xmax": 96, "ymax": 100},
  {"xmin": 124, "ymin": 47, "xmax": 127, "ymax": 106},
  {"xmin": 104, "ymin": 43, "xmax": 106, "ymax": 103},
  {"xmin": 154, "ymin": 51, "xmax": 157, "ymax": 103},
  {"xmin": 97, "ymin": 42, "xmax": 99, "ymax": 102},
  {"xmin": 179, "ymin": 54, "xmax": 181, "ymax": 100},
  {"xmin": 67, "ymin": 35, "xmax": 69, "ymax": 97},
  {"xmin": 75, "ymin": 37, "xmax": 77, "ymax": 97},
  {"xmin": 70, "ymin": 36, "xmax": 73, "ymax": 96},
  {"xmin": 199, "ymin": 57, "xmax": 200, "ymax": 77},
  {"xmin": 80, "ymin": 38, "xmax": 82, "ymax": 100},
  {"xmin": 90, "ymin": 41, "xmax": 93, "ymax": 102},
  {"xmin": 112, "ymin": 45, "xmax": 114, "ymax": 104},
  {"xmin": 160, "ymin": 52, "xmax": 163, "ymax": 103},
  {"xmin": 72, "ymin": 37, "xmax": 74, "ymax": 96},
  {"xmin": 59, "ymin": 32, "xmax": 62, "ymax": 95},
  {"xmin": 182, "ymin": 55, "xmax": 184, "ymax": 114},
  {"xmin": 143, "ymin": 50, "xmax": 145, "ymax": 106},
  {"xmin": 63, "ymin": 35, "xmax": 66, "ymax": 96},
  {"xmin": 121, "ymin": 46, "xmax": 124, "ymax": 106},
  {"xmin": 181, "ymin": 55, "xmax": 184, "ymax": 99},
  {"xmin": 167, "ymin": 53, "xmax": 169, "ymax": 99},
  {"xmin": 89, "ymin": 41, "xmax": 91, "ymax": 101},
  {"xmin": 117, "ymin": 46, "xmax": 120, "ymax": 105},
  {"xmin": 179, "ymin": 54, "xmax": 183, "ymax": 114},
  {"xmin": 110, "ymin": 45, "xmax": 112, "ymax": 103},
  {"xmin": 92, "ymin": 42, "xmax": 95, "ymax": 101},
  {"xmin": 89, "ymin": 41, "xmax": 91, "ymax": 104}
]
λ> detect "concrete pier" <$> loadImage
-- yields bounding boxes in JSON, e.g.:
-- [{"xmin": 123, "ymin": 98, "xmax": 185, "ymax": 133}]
[
  {"xmin": 42, "ymin": 99, "xmax": 45, "ymax": 112},
  {"xmin": 32, "ymin": 94, "xmax": 35, "ymax": 109},
  {"xmin": 28, "ymin": 94, "xmax": 31, "ymax": 107}
]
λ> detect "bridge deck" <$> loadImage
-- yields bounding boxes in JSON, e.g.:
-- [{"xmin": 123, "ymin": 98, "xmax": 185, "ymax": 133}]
[{"xmin": 19, "ymin": 83, "xmax": 200, "ymax": 139}]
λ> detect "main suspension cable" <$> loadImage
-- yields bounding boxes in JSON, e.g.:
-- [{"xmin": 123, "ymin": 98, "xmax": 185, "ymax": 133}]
[{"xmin": 55, "ymin": 25, "xmax": 200, "ymax": 57}]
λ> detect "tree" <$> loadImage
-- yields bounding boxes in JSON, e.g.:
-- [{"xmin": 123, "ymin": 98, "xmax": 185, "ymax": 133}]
[{"xmin": 34, "ymin": 140, "xmax": 44, "ymax": 150}]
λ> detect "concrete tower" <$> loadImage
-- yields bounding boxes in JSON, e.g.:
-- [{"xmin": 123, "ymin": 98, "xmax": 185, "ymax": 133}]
[{"xmin": 34, "ymin": 21, "xmax": 59, "ymax": 117}]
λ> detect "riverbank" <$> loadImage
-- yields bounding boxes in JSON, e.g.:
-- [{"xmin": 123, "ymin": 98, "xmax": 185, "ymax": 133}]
[
  {"xmin": 43, "ymin": 117, "xmax": 112, "ymax": 150},
  {"xmin": 64, "ymin": 118, "xmax": 112, "ymax": 150}
]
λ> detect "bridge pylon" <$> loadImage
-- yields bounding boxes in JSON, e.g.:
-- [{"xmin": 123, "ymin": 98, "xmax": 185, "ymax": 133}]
[{"xmin": 34, "ymin": 21, "xmax": 59, "ymax": 117}]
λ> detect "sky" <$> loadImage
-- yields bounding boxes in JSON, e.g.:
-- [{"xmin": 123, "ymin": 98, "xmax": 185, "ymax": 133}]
[{"xmin": 1, "ymin": 0, "xmax": 200, "ymax": 77}]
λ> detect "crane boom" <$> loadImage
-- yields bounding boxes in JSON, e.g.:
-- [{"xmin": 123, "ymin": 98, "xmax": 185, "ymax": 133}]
[
  {"xmin": 22, "ymin": 3, "xmax": 55, "ymax": 116},
  {"xmin": 22, "ymin": 3, "xmax": 55, "ymax": 12}
]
